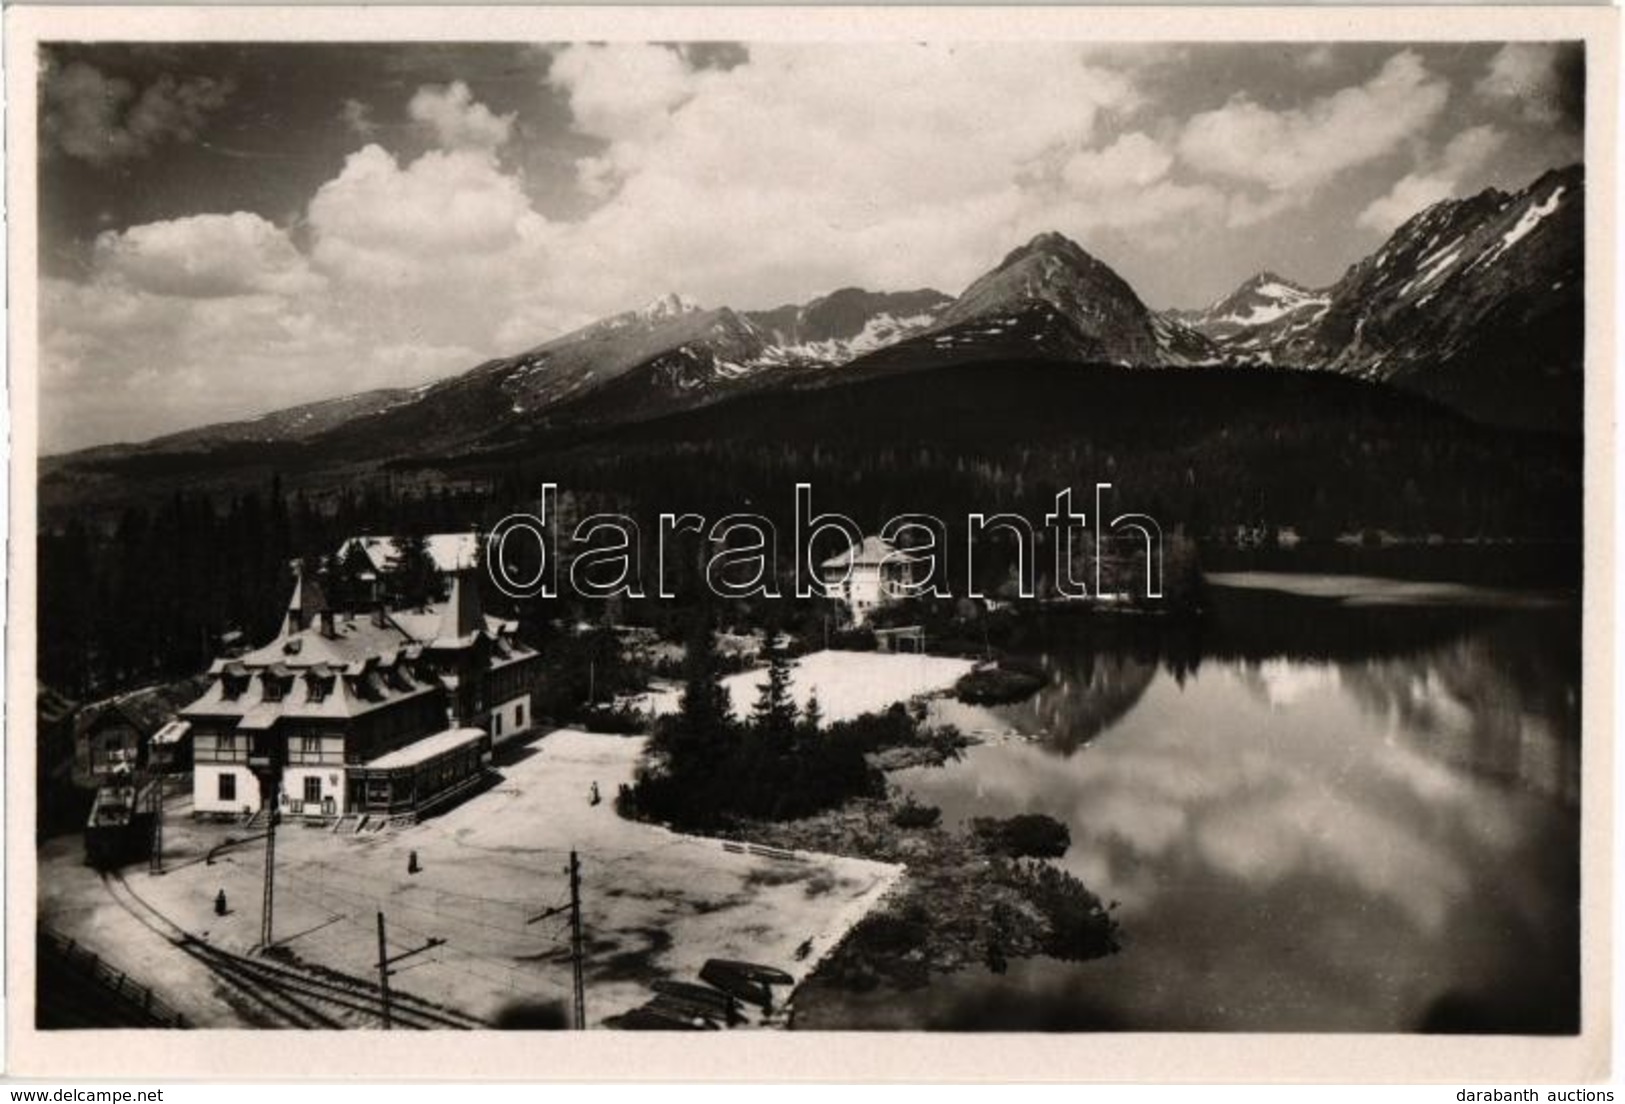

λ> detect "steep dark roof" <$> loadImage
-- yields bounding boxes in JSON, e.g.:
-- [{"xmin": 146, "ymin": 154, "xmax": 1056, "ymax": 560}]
[
  {"xmin": 820, "ymin": 536, "xmax": 897, "ymax": 570},
  {"xmin": 74, "ymin": 677, "xmax": 212, "ymax": 738}
]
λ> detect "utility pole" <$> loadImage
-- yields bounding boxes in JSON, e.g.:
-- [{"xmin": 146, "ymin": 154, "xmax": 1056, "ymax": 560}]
[
  {"xmin": 527, "ymin": 849, "xmax": 586, "ymax": 1030},
  {"xmin": 148, "ymin": 759, "xmax": 164, "ymax": 876},
  {"xmin": 568, "ymin": 850, "xmax": 585, "ymax": 1030},
  {"xmin": 375, "ymin": 911, "xmax": 387, "ymax": 1028},
  {"xmin": 249, "ymin": 737, "xmax": 285, "ymax": 952},
  {"xmin": 259, "ymin": 800, "xmax": 277, "ymax": 948},
  {"xmin": 375, "ymin": 910, "xmax": 444, "ymax": 1030}
]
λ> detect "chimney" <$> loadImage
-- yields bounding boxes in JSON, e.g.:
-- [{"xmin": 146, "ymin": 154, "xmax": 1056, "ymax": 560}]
[
  {"xmin": 285, "ymin": 561, "xmax": 331, "ymax": 636},
  {"xmin": 437, "ymin": 568, "xmax": 484, "ymax": 643},
  {"xmin": 285, "ymin": 561, "xmax": 307, "ymax": 635}
]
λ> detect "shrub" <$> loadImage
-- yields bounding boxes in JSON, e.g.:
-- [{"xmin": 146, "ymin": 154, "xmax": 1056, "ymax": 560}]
[
  {"xmin": 574, "ymin": 703, "xmax": 648, "ymax": 734},
  {"xmin": 954, "ymin": 664, "xmax": 1047, "ymax": 705},
  {"xmin": 825, "ymin": 702, "xmax": 919, "ymax": 753},
  {"xmin": 829, "ymin": 627, "xmax": 878, "ymax": 651},
  {"xmin": 891, "ymin": 797, "xmax": 942, "ymax": 829},
  {"xmin": 852, "ymin": 911, "xmax": 929, "ymax": 954},
  {"xmin": 1007, "ymin": 860, "xmax": 1119, "ymax": 960},
  {"xmin": 972, "ymin": 813, "xmax": 1071, "ymax": 858}
]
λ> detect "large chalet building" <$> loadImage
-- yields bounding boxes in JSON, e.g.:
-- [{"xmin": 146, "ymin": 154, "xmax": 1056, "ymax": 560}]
[
  {"xmin": 182, "ymin": 565, "xmax": 541, "ymax": 823},
  {"xmin": 820, "ymin": 536, "xmax": 915, "ymax": 625}
]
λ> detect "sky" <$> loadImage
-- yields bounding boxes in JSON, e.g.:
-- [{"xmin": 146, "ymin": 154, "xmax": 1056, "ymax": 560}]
[{"xmin": 38, "ymin": 40, "xmax": 1584, "ymax": 452}]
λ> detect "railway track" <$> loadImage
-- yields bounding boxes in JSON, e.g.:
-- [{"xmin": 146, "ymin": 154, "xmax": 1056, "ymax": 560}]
[
  {"xmin": 101, "ymin": 871, "xmax": 484, "ymax": 1030},
  {"xmin": 186, "ymin": 940, "xmax": 483, "ymax": 1030}
]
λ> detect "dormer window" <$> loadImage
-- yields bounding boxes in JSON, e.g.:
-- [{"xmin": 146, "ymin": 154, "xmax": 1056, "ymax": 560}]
[
  {"xmin": 262, "ymin": 665, "xmax": 293, "ymax": 703},
  {"xmin": 221, "ymin": 661, "xmax": 250, "ymax": 701},
  {"xmin": 349, "ymin": 671, "xmax": 384, "ymax": 702},
  {"xmin": 306, "ymin": 664, "xmax": 335, "ymax": 703}
]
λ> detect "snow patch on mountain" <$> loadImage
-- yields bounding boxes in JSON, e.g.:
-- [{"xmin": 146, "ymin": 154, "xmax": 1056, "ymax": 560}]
[
  {"xmin": 1179, "ymin": 272, "xmax": 1329, "ymax": 343},
  {"xmin": 1473, "ymin": 186, "xmax": 1566, "ymax": 271},
  {"xmin": 638, "ymin": 292, "xmax": 703, "ymax": 322}
]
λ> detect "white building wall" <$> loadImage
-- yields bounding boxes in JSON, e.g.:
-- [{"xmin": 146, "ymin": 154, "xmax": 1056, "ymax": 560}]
[
  {"xmin": 282, "ymin": 766, "xmax": 345, "ymax": 817},
  {"xmin": 489, "ymin": 693, "xmax": 533, "ymax": 746},
  {"xmin": 849, "ymin": 565, "xmax": 885, "ymax": 614},
  {"xmin": 828, "ymin": 565, "xmax": 899, "ymax": 624},
  {"xmin": 193, "ymin": 764, "xmax": 257, "ymax": 816}
]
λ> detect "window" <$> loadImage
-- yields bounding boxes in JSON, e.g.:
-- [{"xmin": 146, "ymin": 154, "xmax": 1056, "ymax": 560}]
[
  {"xmin": 494, "ymin": 714, "xmax": 503, "ymax": 737},
  {"xmin": 219, "ymin": 773, "xmax": 236, "ymax": 802},
  {"xmin": 301, "ymin": 736, "xmax": 321, "ymax": 757},
  {"xmin": 304, "ymin": 776, "xmax": 322, "ymax": 804},
  {"xmin": 263, "ymin": 677, "xmax": 284, "ymax": 702},
  {"xmin": 515, "ymin": 703, "xmax": 525, "ymax": 728}
]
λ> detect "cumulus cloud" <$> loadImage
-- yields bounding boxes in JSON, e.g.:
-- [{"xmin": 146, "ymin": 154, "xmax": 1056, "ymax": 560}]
[
  {"xmin": 340, "ymin": 98, "xmax": 378, "ymax": 139},
  {"xmin": 49, "ymin": 50, "xmax": 1174, "ymax": 446},
  {"xmin": 549, "ymin": 43, "xmax": 698, "ymax": 144},
  {"xmin": 1178, "ymin": 50, "xmax": 1450, "ymax": 221},
  {"xmin": 541, "ymin": 42, "xmax": 1147, "ymax": 308},
  {"xmin": 1042, "ymin": 132, "xmax": 1227, "ymax": 242},
  {"xmin": 308, "ymin": 143, "xmax": 549, "ymax": 287},
  {"xmin": 39, "ymin": 260, "xmax": 485, "ymax": 450},
  {"xmin": 548, "ymin": 44, "xmax": 705, "ymax": 197},
  {"xmin": 1357, "ymin": 125, "xmax": 1506, "ymax": 234},
  {"xmin": 42, "ymin": 82, "xmax": 547, "ymax": 450},
  {"xmin": 408, "ymin": 81, "xmax": 515, "ymax": 151},
  {"xmin": 42, "ymin": 76, "xmax": 571, "ymax": 449},
  {"xmin": 91, "ymin": 212, "xmax": 325, "ymax": 298},
  {"xmin": 1061, "ymin": 132, "xmax": 1175, "ymax": 190},
  {"xmin": 43, "ymin": 276, "xmax": 335, "ymax": 448},
  {"xmin": 48, "ymin": 43, "xmax": 1571, "ymax": 451},
  {"xmin": 44, "ymin": 60, "xmax": 232, "ymax": 165},
  {"xmin": 1476, "ymin": 43, "xmax": 1584, "ymax": 130}
]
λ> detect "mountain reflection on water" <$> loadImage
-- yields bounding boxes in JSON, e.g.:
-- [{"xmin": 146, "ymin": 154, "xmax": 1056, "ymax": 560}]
[{"xmin": 793, "ymin": 578, "xmax": 1580, "ymax": 1033}]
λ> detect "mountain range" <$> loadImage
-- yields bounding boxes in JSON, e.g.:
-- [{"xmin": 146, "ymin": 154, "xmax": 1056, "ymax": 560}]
[{"xmin": 44, "ymin": 164, "xmax": 1583, "ymax": 495}]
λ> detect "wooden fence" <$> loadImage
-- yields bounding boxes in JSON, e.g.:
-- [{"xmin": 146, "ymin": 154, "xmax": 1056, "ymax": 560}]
[{"xmin": 36, "ymin": 927, "xmax": 190, "ymax": 1029}]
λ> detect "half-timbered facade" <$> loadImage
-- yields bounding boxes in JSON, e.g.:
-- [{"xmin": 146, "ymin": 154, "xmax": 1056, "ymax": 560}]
[{"xmin": 182, "ymin": 566, "xmax": 543, "ymax": 821}]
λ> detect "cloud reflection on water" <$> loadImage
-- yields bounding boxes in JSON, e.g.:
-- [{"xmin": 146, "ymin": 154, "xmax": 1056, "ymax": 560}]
[{"xmin": 875, "ymin": 607, "xmax": 1579, "ymax": 1031}]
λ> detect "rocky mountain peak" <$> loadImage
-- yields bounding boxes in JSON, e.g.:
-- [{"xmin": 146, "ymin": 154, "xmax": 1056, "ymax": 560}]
[
  {"xmin": 638, "ymin": 292, "xmax": 703, "ymax": 322},
  {"xmin": 936, "ymin": 228, "xmax": 1163, "ymax": 363}
]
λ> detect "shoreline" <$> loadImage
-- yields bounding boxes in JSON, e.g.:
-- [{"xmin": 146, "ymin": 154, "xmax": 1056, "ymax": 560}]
[
  {"xmin": 708, "ymin": 792, "xmax": 1119, "ymax": 1023},
  {"xmin": 621, "ymin": 644, "xmax": 1117, "ymax": 1021}
]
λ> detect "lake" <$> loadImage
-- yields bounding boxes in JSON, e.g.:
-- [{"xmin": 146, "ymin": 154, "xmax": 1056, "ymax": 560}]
[{"xmin": 792, "ymin": 574, "xmax": 1582, "ymax": 1033}]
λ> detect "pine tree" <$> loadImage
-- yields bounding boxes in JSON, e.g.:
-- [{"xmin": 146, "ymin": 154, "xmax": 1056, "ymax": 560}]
[
  {"xmin": 799, "ymin": 690, "xmax": 824, "ymax": 742},
  {"xmin": 751, "ymin": 632, "xmax": 799, "ymax": 744},
  {"xmin": 391, "ymin": 532, "xmax": 442, "ymax": 609},
  {"xmin": 657, "ymin": 606, "xmax": 734, "ymax": 771},
  {"xmin": 332, "ymin": 542, "xmax": 378, "ymax": 613},
  {"xmin": 682, "ymin": 615, "xmax": 729, "ymax": 725}
]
